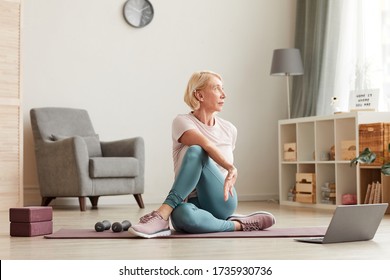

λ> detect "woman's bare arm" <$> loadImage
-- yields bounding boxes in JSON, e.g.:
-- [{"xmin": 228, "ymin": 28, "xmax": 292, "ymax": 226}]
[{"xmin": 179, "ymin": 129, "xmax": 237, "ymax": 201}]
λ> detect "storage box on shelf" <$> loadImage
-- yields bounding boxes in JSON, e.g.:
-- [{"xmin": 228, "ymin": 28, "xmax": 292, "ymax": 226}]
[
  {"xmin": 359, "ymin": 123, "xmax": 385, "ymax": 166},
  {"xmin": 295, "ymin": 173, "xmax": 316, "ymax": 203},
  {"xmin": 283, "ymin": 143, "xmax": 296, "ymax": 161},
  {"xmin": 278, "ymin": 111, "xmax": 390, "ymax": 211},
  {"xmin": 341, "ymin": 140, "xmax": 356, "ymax": 160},
  {"xmin": 384, "ymin": 123, "xmax": 390, "ymax": 163}
]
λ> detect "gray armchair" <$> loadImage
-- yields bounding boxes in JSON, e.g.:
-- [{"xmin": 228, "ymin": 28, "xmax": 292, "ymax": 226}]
[{"xmin": 30, "ymin": 107, "xmax": 145, "ymax": 211}]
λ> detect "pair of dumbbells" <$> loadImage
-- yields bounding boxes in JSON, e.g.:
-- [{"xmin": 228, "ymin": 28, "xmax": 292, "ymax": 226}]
[{"xmin": 94, "ymin": 220, "xmax": 131, "ymax": 232}]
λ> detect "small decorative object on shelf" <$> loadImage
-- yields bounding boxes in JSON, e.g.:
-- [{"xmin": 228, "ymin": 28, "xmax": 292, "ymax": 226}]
[
  {"xmin": 320, "ymin": 151, "xmax": 330, "ymax": 161},
  {"xmin": 342, "ymin": 193, "xmax": 357, "ymax": 205},
  {"xmin": 283, "ymin": 143, "xmax": 296, "ymax": 161},
  {"xmin": 321, "ymin": 182, "xmax": 336, "ymax": 204},
  {"xmin": 329, "ymin": 145, "xmax": 335, "ymax": 160},
  {"xmin": 331, "ymin": 96, "xmax": 342, "ymax": 114},
  {"xmin": 287, "ymin": 187, "xmax": 295, "ymax": 201}
]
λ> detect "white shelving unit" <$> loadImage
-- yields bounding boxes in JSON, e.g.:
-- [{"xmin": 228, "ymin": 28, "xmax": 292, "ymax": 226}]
[{"xmin": 278, "ymin": 111, "xmax": 390, "ymax": 210}]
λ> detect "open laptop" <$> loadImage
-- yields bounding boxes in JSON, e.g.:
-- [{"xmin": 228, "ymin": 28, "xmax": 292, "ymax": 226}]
[{"xmin": 295, "ymin": 203, "xmax": 388, "ymax": 244}]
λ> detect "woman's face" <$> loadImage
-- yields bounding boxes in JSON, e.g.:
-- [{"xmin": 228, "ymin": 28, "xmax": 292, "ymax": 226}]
[{"xmin": 199, "ymin": 76, "xmax": 226, "ymax": 112}]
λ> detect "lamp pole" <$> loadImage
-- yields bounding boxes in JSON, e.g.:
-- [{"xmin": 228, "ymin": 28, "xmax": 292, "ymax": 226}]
[{"xmin": 286, "ymin": 74, "xmax": 291, "ymax": 119}]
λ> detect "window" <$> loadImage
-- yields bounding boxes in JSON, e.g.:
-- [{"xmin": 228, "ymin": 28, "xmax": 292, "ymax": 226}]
[{"xmin": 316, "ymin": 0, "xmax": 389, "ymax": 115}]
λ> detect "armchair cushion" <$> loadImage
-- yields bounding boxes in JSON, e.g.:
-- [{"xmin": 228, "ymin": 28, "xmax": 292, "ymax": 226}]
[
  {"xmin": 89, "ymin": 157, "xmax": 139, "ymax": 178},
  {"xmin": 51, "ymin": 134, "xmax": 102, "ymax": 157}
]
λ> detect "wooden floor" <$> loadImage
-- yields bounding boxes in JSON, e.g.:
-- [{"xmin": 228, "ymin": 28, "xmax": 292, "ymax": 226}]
[{"xmin": 1, "ymin": 201, "xmax": 390, "ymax": 260}]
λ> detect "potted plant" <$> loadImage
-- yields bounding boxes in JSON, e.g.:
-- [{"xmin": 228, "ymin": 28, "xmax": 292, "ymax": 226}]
[{"xmin": 350, "ymin": 147, "xmax": 390, "ymax": 175}]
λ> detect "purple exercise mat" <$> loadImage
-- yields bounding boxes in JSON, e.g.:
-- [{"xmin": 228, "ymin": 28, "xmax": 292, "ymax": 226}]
[{"xmin": 44, "ymin": 227, "xmax": 327, "ymax": 239}]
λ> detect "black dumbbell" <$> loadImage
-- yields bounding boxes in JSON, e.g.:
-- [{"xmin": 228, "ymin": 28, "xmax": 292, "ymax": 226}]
[
  {"xmin": 94, "ymin": 220, "xmax": 111, "ymax": 232},
  {"xmin": 111, "ymin": 220, "xmax": 131, "ymax": 232}
]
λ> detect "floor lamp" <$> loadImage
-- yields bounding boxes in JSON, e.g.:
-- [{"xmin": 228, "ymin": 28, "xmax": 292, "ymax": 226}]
[{"xmin": 270, "ymin": 48, "xmax": 304, "ymax": 119}]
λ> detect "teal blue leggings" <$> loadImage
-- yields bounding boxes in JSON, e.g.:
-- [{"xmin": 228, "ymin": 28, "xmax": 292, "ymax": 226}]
[{"xmin": 164, "ymin": 145, "xmax": 237, "ymax": 233}]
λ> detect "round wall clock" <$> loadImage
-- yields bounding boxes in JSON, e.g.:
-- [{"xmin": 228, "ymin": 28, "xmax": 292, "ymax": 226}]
[{"xmin": 123, "ymin": 0, "xmax": 154, "ymax": 28}]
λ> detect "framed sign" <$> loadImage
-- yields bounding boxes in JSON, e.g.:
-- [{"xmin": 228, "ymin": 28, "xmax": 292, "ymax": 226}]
[{"xmin": 349, "ymin": 88, "xmax": 379, "ymax": 111}]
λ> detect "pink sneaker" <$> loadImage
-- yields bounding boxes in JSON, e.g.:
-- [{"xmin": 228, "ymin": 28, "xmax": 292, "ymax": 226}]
[
  {"xmin": 227, "ymin": 211, "xmax": 276, "ymax": 231},
  {"xmin": 128, "ymin": 211, "xmax": 171, "ymax": 238}
]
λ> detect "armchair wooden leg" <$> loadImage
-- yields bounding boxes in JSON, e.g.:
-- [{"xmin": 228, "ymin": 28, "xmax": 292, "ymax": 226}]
[
  {"xmin": 134, "ymin": 194, "xmax": 144, "ymax": 208},
  {"xmin": 42, "ymin": 197, "xmax": 56, "ymax": 206},
  {"xmin": 89, "ymin": 196, "xmax": 99, "ymax": 209},
  {"xmin": 78, "ymin": 197, "xmax": 86, "ymax": 211}
]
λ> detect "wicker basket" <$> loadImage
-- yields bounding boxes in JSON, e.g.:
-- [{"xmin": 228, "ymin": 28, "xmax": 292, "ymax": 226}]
[
  {"xmin": 384, "ymin": 123, "xmax": 390, "ymax": 163},
  {"xmin": 359, "ymin": 123, "xmax": 384, "ymax": 166}
]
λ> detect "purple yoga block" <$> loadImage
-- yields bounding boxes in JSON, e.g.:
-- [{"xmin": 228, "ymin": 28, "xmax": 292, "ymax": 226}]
[
  {"xmin": 10, "ymin": 221, "xmax": 53, "ymax": 237},
  {"xmin": 9, "ymin": 206, "xmax": 53, "ymax": 223}
]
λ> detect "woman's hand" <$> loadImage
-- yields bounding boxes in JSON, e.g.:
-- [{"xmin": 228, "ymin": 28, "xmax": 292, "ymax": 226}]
[{"xmin": 224, "ymin": 166, "xmax": 237, "ymax": 201}]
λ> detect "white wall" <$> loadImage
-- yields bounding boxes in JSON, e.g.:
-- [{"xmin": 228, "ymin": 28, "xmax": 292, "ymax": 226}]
[{"xmin": 22, "ymin": 0, "xmax": 297, "ymax": 207}]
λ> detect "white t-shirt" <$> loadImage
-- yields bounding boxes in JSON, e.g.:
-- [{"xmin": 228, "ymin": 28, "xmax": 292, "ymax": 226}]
[{"xmin": 172, "ymin": 113, "xmax": 237, "ymax": 178}]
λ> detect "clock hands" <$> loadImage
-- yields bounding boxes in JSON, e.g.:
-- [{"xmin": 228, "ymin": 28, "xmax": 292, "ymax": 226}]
[
  {"xmin": 129, "ymin": 5, "xmax": 150, "ymax": 13},
  {"xmin": 130, "ymin": 7, "xmax": 142, "ymax": 13}
]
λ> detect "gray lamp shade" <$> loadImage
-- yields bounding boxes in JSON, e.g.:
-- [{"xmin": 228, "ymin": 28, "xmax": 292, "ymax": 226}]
[{"xmin": 270, "ymin": 48, "xmax": 304, "ymax": 76}]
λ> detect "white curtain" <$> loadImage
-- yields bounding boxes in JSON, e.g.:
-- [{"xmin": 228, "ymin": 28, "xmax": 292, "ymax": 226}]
[{"xmin": 316, "ymin": 0, "xmax": 387, "ymax": 115}]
